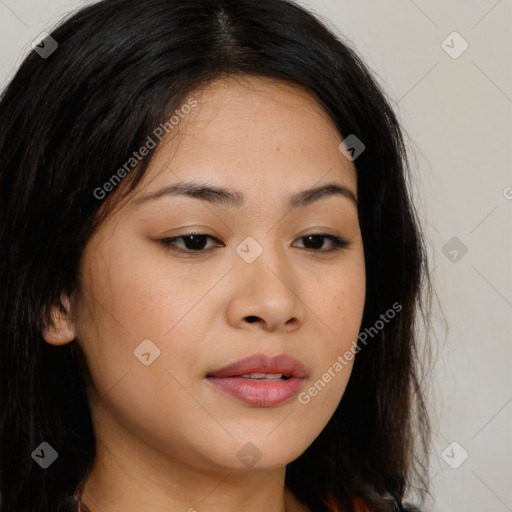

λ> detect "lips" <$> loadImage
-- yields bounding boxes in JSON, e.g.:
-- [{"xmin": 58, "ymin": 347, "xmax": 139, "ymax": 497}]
[
  {"xmin": 206, "ymin": 354, "xmax": 308, "ymax": 407},
  {"xmin": 206, "ymin": 353, "xmax": 308, "ymax": 379}
]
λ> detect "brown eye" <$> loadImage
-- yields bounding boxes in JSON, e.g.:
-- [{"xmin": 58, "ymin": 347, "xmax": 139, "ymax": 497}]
[
  {"xmin": 293, "ymin": 234, "xmax": 350, "ymax": 252},
  {"xmin": 160, "ymin": 234, "xmax": 222, "ymax": 255}
]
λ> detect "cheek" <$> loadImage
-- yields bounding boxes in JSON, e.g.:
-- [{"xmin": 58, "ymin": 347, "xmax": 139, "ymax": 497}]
[
  {"xmin": 300, "ymin": 261, "xmax": 365, "ymax": 397},
  {"xmin": 73, "ymin": 238, "xmax": 226, "ymax": 407},
  {"xmin": 80, "ymin": 236, "xmax": 210, "ymax": 340},
  {"xmin": 307, "ymin": 259, "xmax": 366, "ymax": 346},
  {"xmin": 285, "ymin": 283, "xmax": 362, "ymax": 458}
]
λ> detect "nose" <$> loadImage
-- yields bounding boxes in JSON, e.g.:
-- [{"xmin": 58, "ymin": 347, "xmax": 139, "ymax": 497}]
[{"xmin": 225, "ymin": 240, "xmax": 306, "ymax": 333}]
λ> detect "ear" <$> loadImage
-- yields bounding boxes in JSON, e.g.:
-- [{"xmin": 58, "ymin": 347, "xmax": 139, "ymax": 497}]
[{"xmin": 41, "ymin": 292, "xmax": 77, "ymax": 346}]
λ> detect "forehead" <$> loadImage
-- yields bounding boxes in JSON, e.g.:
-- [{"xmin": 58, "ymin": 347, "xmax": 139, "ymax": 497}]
[{"xmin": 133, "ymin": 75, "xmax": 357, "ymax": 204}]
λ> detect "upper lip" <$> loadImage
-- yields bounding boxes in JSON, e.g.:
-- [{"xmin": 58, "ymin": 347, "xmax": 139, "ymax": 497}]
[{"xmin": 206, "ymin": 353, "xmax": 308, "ymax": 379}]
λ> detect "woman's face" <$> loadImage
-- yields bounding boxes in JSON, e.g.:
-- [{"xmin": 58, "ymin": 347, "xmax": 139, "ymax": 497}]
[{"xmin": 67, "ymin": 76, "xmax": 365, "ymax": 474}]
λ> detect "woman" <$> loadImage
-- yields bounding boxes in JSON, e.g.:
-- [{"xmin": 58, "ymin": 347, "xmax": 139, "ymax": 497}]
[{"xmin": 0, "ymin": 0, "xmax": 433, "ymax": 511}]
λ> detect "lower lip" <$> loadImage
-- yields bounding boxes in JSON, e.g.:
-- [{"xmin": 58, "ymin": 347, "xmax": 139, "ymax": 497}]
[{"xmin": 206, "ymin": 376, "xmax": 306, "ymax": 407}]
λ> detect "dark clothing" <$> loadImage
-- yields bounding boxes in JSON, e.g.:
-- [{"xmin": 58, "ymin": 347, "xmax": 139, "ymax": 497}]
[{"xmin": 397, "ymin": 502, "xmax": 423, "ymax": 512}]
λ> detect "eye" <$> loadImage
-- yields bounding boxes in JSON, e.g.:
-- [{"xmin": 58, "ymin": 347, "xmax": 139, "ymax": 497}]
[
  {"xmin": 160, "ymin": 233, "xmax": 221, "ymax": 255},
  {"xmin": 292, "ymin": 234, "xmax": 350, "ymax": 252},
  {"xmin": 159, "ymin": 232, "xmax": 350, "ymax": 256}
]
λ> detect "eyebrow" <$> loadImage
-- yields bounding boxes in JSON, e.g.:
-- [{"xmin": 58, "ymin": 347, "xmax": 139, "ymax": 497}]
[{"xmin": 134, "ymin": 180, "xmax": 358, "ymax": 210}]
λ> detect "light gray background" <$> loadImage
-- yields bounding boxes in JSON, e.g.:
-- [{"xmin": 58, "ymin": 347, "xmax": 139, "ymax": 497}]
[{"xmin": 0, "ymin": 1, "xmax": 510, "ymax": 511}]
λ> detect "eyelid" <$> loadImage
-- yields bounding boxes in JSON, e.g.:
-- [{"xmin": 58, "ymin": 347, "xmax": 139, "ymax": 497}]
[{"xmin": 159, "ymin": 233, "xmax": 221, "ymax": 255}]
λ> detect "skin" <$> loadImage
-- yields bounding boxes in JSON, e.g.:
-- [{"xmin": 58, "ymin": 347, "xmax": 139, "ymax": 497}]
[{"xmin": 43, "ymin": 75, "xmax": 366, "ymax": 512}]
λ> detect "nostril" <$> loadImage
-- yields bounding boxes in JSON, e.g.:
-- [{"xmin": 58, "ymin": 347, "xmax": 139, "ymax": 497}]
[{"xmin": 245, "ymin": 316, "xmax": 260, "ymax": 323}]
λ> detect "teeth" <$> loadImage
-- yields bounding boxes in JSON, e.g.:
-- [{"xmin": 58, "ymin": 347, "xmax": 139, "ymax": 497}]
[{"xmin": 240, "ymin": 372, "xmax": 284, "ymax": 379}]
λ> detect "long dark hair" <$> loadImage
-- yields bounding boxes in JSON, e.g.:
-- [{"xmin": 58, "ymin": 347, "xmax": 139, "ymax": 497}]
[{"xmin": 0, "ymin": 1, "xmax": 434, "ymax": 511}]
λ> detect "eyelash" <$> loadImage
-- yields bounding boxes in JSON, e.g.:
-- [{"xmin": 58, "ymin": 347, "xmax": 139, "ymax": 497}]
[{"xmin": 159, "ymin": 233, "xmax": 350, "ymax": 256}]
